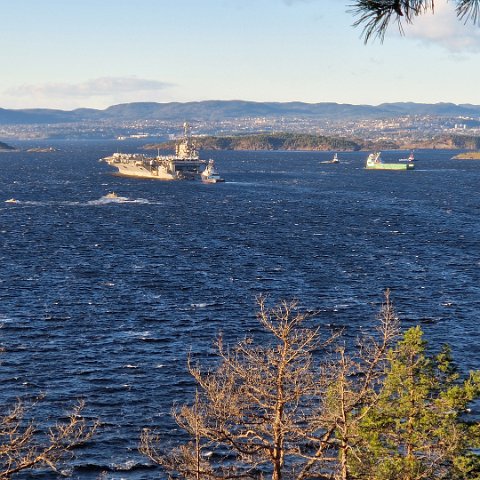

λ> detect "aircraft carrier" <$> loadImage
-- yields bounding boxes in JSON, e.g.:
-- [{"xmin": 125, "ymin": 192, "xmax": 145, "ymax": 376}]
[{"xmin": 102, "ymin": 123, "xmax": 207, "ymax": 180}]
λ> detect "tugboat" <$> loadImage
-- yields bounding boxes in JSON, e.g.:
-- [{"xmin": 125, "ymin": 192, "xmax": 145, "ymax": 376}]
[
  {"xmin": 399, "ymin": 151, "xmax": 415, "ymax": 162},
  {"xmin": 201, "ymin": 159, "xmax": 225, "ymax": 183},
  {"xmin": 365, "ymin": 152, "xmax": 414, "ymax": 170},
  {"xmin": 321, "ymin": 153, "xmax": 340, "ymax": 164},
  {"xmin": 101, "ymin": 123, "xmax": 209, "ymax": 181}
]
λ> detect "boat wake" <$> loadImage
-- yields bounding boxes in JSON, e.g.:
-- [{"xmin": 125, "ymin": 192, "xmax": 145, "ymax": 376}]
[
  {"xmin": 86, "ymin": 195, "xmax": 150, "ymax": 205},
  {"xmin": 4, "ymin": 197, "xmax": 154, "ymax": 207},
  {"xmin": 190, "ymin": 301, "xmax": 224, "ymax": 309}
]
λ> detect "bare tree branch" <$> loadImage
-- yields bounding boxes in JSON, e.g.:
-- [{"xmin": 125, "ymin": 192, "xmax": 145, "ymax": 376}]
[{"xmin": 0, "ymin": 399, "xmax": 98, "ymax": 478}]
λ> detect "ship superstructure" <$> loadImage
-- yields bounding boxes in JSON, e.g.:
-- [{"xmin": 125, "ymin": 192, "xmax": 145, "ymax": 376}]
[
  {"xmin": 102, "ymin": 123, "xmax": 208, "ymax": 180},
  {"xmin": 201, "ymin": 159, "xmax": 225, "ymax": 183}
]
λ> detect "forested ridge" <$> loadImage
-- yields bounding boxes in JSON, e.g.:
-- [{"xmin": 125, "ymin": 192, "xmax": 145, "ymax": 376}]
[{"xmin": 144, "ymin": 132, "xmax": 480, "ymax": 152}]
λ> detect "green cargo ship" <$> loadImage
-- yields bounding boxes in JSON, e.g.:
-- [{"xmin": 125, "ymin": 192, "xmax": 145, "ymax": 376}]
[{"xmin": 365, "ymin": 152, "xmax": 414, "ymax": 170}]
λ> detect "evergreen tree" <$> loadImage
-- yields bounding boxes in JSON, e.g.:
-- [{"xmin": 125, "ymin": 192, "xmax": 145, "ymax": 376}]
[{"xmin": 351, "ymin": 326, "xmax": 480, "ymax": 480}]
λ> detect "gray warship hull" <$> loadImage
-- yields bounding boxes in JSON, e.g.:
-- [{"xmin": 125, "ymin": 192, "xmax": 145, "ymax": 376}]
[{"xmin": 103, "ymin": 153, "xmax": 205, "ymax": 180}]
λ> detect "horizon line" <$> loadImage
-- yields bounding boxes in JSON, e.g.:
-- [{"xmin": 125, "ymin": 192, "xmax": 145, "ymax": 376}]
[{"xmin": 2, "ymin": 99, "xmax": 480, "ymax": 113}]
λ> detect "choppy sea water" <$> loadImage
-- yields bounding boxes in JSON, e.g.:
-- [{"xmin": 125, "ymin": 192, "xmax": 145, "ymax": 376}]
[{"xmin": 1, "ymin": 141, "xmax": 479, "ymax": 478}]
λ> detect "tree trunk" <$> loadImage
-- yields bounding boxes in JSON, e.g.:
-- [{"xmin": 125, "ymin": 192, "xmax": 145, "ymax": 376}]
[{"xmin": 339, "ymin": 440, "xmax": 350, "ymax": 480}]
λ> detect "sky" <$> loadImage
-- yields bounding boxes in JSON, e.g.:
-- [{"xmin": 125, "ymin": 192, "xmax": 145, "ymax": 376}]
[{"xmin": 1, "ymin": 0, "xmax": 480, "ymax": 110}]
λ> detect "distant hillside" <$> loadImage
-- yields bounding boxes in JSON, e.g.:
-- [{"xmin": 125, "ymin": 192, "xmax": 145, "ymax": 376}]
[
  {"xmin": 2, "ymin": 101, "xmax": 480, "ymax": 124},
  {"xmin": 145, "ymin": 133, "xmax": 362, "ymax": 152},
  {"xmin": 0, "ymin": 140, "xmax": 15, "ymax": 150}
]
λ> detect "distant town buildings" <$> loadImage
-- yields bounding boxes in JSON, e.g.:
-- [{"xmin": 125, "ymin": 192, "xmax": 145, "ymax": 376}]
[{"xmin": 1, "ymin": 114, "xmax": 480, "ymax": 148}]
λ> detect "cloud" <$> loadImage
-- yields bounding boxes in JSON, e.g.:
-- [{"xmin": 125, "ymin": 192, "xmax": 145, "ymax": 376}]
[
  {"xmin": 400, "ymin": 0, "xmax": 480, "ymax": 52},
  {"xmin": 5, "ymin": 76, "xmax": 172, "ymax": 98},
  {"xmin": 1, "ymin": 76, "xmax": 176, "ymax": 110}
]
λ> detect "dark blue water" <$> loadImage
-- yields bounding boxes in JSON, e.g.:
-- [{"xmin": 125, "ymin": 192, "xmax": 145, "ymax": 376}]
[{"xmin": 1, "ymin": 142, "xmax": 479, "ymax": 478}]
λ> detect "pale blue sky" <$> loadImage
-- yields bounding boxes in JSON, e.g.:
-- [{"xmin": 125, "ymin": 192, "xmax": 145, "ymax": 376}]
[{"xmin": 1, "ymin": 0, "xmax": 480, "ymax": 110}]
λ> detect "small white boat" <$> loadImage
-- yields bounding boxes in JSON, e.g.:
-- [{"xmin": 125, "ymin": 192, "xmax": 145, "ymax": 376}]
[
  {"xmin": 102, "ymin": 192, "xmax": 132, "ymax": 202},
  {"xmin": 321, "ymin": 153, "xmax": 340, "ymax": 164},
  {"xmin": 5, "ymin": 198, "xmax": 18, "ymax": 203},
  {"xmin": 399, "ymin": 151, "xmax": 415, "ymax": 162},
  {"xmin": 201, "ymin": 159, "xmax": 224, "ymax": 183}
]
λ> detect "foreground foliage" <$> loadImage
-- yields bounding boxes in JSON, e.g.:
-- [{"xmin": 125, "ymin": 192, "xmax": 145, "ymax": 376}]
[
  {"xmin": 352, "ymin": 326, "xmax": 480, "ymax": 479},
  {"xmin": 142, "ymin": 292, "xmax": 479, "ymax": 479},
  {"xmin": 351, "ymin": 0, "xmax": 480, "ymax": 42}
]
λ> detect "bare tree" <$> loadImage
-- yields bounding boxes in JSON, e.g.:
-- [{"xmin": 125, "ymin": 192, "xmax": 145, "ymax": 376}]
[
  {"xmin": 350, "ymin": 0, "xmax": 480, "ymax": 42},
  {"xmin": 0, "ymin": 398, "xmax": 98, "ymax": 478},
  {"xmin": 142, "ymin": 297, "xmax": 340, "ymax": 479},
  {"xmin": 141, "ymin": 293, "xmax": 400, "ymax": 480}
]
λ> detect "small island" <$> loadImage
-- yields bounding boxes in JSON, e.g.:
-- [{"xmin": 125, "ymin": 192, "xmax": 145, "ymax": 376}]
[
  {"xmin": 451, "ymin": 151, "xmax": 480, "ymax": 160},
  {"xmin": 144, "ymin": 133, "xmax": 362, "ymax": 152},
  {"xmin": 0, "ymin": 141, "xmax": 15, "ymax": 151}
]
